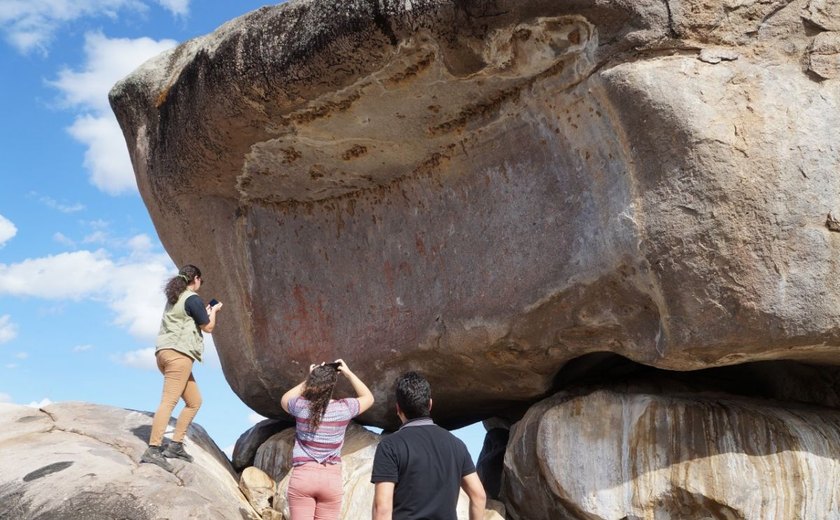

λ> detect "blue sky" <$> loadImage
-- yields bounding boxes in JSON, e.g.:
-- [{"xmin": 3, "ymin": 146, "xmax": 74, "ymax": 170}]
[{"xmin": 0, "ymin": 0, "xmax": 485, "ymax": 461}]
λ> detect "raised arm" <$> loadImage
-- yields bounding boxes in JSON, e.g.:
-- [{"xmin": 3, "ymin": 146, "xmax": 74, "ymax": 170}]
[
  {"xmin": 281, "ymin": 364, "xmax": 316, "ymax": 413},
  {"xmin": 460, "ymin": 472, "xmax": 487, "ymax": 520},
  {"xmin": 335, "ymin": 359, "xmax": 375, "ymax": 413}
]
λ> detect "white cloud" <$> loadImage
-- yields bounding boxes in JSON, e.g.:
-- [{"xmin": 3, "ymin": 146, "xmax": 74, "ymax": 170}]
[
  {"xmin": 82, "ymin": 229, "xmax": 109, "ymax": 244},
  {"xmin": 0, "ymin": 214, "xmax": 17, "ymax": 247},
  {"xmin": 53, "ymin": 232, "xmax": 76, "ymax": 247},
  {"xmin": 155, "ymin": 0, "xmax": 189, "ymax": 17},
  {"xmin": 51, "ymin": 32, "xmax": 177, "ymax": 112},
  {"xmin": 0, "ymin": 250, "xmax": 115, "ymax": 299},
  {"xmin": 0, "ymin": 393, "xmax": 11, "ymax": 403},
  {"xmin": 0, "ymin": 315, "xmax": 18, "ymax": 344},
  {"xmin": 67, "ymin": 109, "xmax": 139, "ymax": 195},
  {"xmin": 107, "ymin": 254, "xmax": 172, "ymax": 339},
  {"xmin": 0, "ymin": 248, "xmax": 174, "ymax": 341},
  {"xmin": 36, "ymin": 194, "xmax": 85, "ymax": 213},
  {"xmin": 49, "ymin": 31, "xmax": 178, "ymax": 195},
  {"xmin": 127, "ymin": 234, "xmax": 153, "ymax": 254},
  {"xmin": 73, "ymin": 344, "xmax": 94, "ymax": 352},
  {"xmin": 27, "ymin": 398, "xmax": 53, "ymax": 408},
  {"xmin": 113, "ymin": 347, "xmax": 157, "ymax": 370},
  {"xmin": 223, "ymin": 443, "xmax": 234, "ymax": 459},
  {"xmin": 0, "ymin": 0, "xmax": 190, "ymax": 55},
  {"xmin": 14, "ymin": 352, "xmax": 28, "ymax": 359},
  {"xmin": 87, "ymin": 219, "xmax": 109, "ymax": 230},
  {"xmin": 248, "ymin": 412, "xmax": 267, "ymax": 425},
  {"xmin": 5, "ymin": 364, "xmax": 18, "ymax": 369}
]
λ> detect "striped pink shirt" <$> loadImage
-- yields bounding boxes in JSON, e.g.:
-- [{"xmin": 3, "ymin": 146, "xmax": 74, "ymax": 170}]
[{"xmin": 288, "ymin": 397, "xmax": 360, "ymax": 466}]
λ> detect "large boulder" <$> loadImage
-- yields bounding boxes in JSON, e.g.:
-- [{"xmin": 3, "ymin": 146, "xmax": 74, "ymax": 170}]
[
  {"xmin": 110, "ymin": 0, "xmax": 840, "ymax": 429},
  {"xmin": 233, "ymin": 417, "xmax": 294, "ymax": 472},
  {"xmin": 502, "ymin": 384, "xmax": 840, "ymax": 520},
  {"xmin": 0, "ymin": 402, "xmax": 259, "ymax": 519}
]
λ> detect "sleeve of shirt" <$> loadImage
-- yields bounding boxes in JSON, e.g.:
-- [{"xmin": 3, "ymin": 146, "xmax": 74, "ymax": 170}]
[
  {"xmin": 370, "ymin": 440, "xmax": 400, "ymax": 483},
  {"xmin": 458, "ymin": 438, "xmax": 477, "ymax": 477},
  {"xmin": 288, "ymin": 397, "xmax": 300, "ymax": 417},
  {"xmin": 184, "ymin": 294, "xmax": 210, "ymax": 326},
  {"xmin": 341, "ymin": 398, "xmax": 361, "ymax": 418}
]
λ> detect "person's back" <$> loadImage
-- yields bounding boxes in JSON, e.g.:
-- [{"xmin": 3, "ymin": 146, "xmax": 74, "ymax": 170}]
[
  {"xmin": 371, "ymin": 372, "xmax": 486, "ymax": 520},
  {"xmin": 373, "ymin": 419, "xmax": 474, "ymax": 519},
  {"xmin": 281, "ymin": 360, "xmax": 375, "ymax": 520}
]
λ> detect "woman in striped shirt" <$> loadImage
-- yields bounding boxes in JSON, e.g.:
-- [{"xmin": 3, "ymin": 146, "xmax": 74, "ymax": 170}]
[{"xmin": 281, "ymin": 359, "xmax": 374, "ymax": 520}]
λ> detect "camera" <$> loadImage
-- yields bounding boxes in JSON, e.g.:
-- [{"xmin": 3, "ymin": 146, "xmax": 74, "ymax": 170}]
[{"xmin": 209, "ymin": 298, "xmax": 220, "ymax": 307}]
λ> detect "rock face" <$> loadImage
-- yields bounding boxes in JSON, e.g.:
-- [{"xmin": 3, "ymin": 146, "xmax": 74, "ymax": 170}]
[
  {"xmin": 0, "ymin": 402, "xmax": 259, "ymax": 520},
  {"xmin": 109, "ymin": 0, "xmax": 840, "ymax": 430},
  {"xmin": 239, "ymin": 467, "xmax": 279, "ymax": 519},
  {"xmin": 502, "ymin": 385, "xmax": 840, "ymax": 520},
  {"xmin": 233, "ymin": 417, "xmax": 294, "ymax": 472}
]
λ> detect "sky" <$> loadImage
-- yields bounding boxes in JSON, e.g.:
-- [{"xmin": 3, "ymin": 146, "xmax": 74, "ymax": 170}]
[{"xmin": 0, "ymin": 0, "xmax": 485, "ymax": 462}]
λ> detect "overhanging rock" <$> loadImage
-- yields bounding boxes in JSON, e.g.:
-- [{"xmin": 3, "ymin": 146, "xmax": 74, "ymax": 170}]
[{"xmin": 110, "ymin": 0, "xmax": 840, "ymax": 429}]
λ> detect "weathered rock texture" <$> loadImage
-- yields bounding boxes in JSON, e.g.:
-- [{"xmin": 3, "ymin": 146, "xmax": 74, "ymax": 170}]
[
  {"xmin": 110, "ymin": 0, "xmax": 840, "ymax": 429},
  {"xmin": 233, "ymin": 417, "xmax": 294, "ymax": 472},
  {"xmin": 239, "ymin": 466, "xmax": 279, "ymax": 519},
  {"xmin": 502, "ymin": 385, "xmax": 840, "ymax": 520},
  {"xmin": 248, "ymin": 422, "xmax": 504, "ymax": 520},
  {"xmin": 0, "ymin": 402, "xmax": 259, "ymax": 520}
]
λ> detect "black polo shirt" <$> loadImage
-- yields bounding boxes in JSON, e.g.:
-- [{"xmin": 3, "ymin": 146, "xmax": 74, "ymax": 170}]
[{"xmin": 371, "ymin": 417, "xmax": 476, "ymax": 520}]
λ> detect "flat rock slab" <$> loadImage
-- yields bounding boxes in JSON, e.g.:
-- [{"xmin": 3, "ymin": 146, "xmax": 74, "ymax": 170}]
[{"xmin": 0, "ymin": 402, "xmax": 259, "ymax": 520}]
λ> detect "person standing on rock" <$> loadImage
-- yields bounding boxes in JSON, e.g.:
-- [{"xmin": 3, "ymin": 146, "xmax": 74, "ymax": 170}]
[
  {"xmin": 371, "ymin": 371, "xmax": 486, "ymax": 520},
  {"xmin": 140, "ymin": 264, "xmax": 222, "ymax": 472},
  {"xmin": 281, "ymin": 359, "xmax": 374, "ymax": 520}
]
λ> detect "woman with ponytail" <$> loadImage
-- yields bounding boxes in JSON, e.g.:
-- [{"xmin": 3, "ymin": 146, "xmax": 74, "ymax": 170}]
[
  {"xmin": 140, "ymin": 264, "xmax": 222, "ymax": 472},
  {"xmin": 281, "ymin": 359, "xmax": 374, "ymax": 520}
]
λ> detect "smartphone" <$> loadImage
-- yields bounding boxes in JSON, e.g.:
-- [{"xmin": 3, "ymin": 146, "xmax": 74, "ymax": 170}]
[
  {"xmin": 209, "ymin": 298, "xmax": 220, "ymax": 307},
  {"xmin": 323, "ymin": 362, "xmax": 341, "ymax": 370}
]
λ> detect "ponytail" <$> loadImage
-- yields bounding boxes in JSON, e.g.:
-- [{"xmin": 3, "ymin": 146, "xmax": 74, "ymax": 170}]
[{"xmin": 164, "ymin": 265, "xmax": 202, "ymax": 304}]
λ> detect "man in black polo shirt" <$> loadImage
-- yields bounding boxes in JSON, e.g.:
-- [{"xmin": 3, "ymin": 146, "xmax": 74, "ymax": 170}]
[{"xmin": 371, "ymin": 371, "xmax": 486, "ymax": 520}]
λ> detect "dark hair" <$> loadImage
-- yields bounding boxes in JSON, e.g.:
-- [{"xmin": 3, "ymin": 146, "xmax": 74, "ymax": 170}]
[
  {"xmin": 164, "ymin": 264, "xmax": 202, "ymax": 305},
  {"xmin": 396, "ymin": 371, "xmax": 431, "ymax": 419},
  {"xmin": 302, "ymin": 365, "xmax": 339, "ymax": 431}
]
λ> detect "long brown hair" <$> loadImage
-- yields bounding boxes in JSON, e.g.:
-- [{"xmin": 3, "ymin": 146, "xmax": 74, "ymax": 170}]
[
  {"xmin": 301, "ymin": 365, "xmax": 339, "ymax": 431},
  {"xmin": 164, "ymin": 265, "xmax": 202, "ymax": 305}
]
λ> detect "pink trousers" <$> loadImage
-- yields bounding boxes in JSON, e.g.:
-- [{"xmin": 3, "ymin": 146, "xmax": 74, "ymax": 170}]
[{"xmin": 287, "ymin": 461, "xmax": 343, "ymax": 520}]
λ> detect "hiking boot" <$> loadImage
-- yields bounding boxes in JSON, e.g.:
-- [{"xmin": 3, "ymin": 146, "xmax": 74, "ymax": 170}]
[
  {"xmin": 162, "ymin": 441, "xmax": 194, "ymax": 462},
  {"xmin": 141, "ymin": 445, "xmax": 174, "ymax": 472}
]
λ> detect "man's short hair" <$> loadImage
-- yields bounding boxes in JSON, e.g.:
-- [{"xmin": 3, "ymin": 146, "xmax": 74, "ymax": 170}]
[{"xmin": 396, "ymin": 371, "xmax": 431, "ymax": 419}]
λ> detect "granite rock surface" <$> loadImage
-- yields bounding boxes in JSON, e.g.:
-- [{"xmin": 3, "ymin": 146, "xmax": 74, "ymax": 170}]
[
  {"xmin": 502, "ymin": 385, "xmax": 840, "ymax": 520},
  {"xmin": 110, "ymin": 0, "xmax": 840, "ymax": 430},
  {"xmin": 0, "ymin": 402, "xmax": 259, "ymax": 520}
]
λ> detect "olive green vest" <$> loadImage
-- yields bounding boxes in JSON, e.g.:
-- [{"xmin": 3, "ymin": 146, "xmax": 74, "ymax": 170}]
[{"xmin": 155, "ymin": 289, "xmax": 204, "ymax": 362}]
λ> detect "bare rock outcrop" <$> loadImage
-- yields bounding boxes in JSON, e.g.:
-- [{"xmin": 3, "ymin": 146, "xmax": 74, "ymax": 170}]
[
  {"xmin": 239, "ymin": 467, "xmax": 280, "ymax": 520},
  {"xmin": 0, "ymin": 402, "xmax": 259, "ymax": 519},
  {"xmin": 110, "ymin": 0, "xmax": 840, "ymax": 430},
  {"xmin": 502, "ymin": 385, "xmax": 840, "ymax": 520},
  {"xmin": 233, "ymin": 417, "xmax": 294, "ymax": 472}
]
